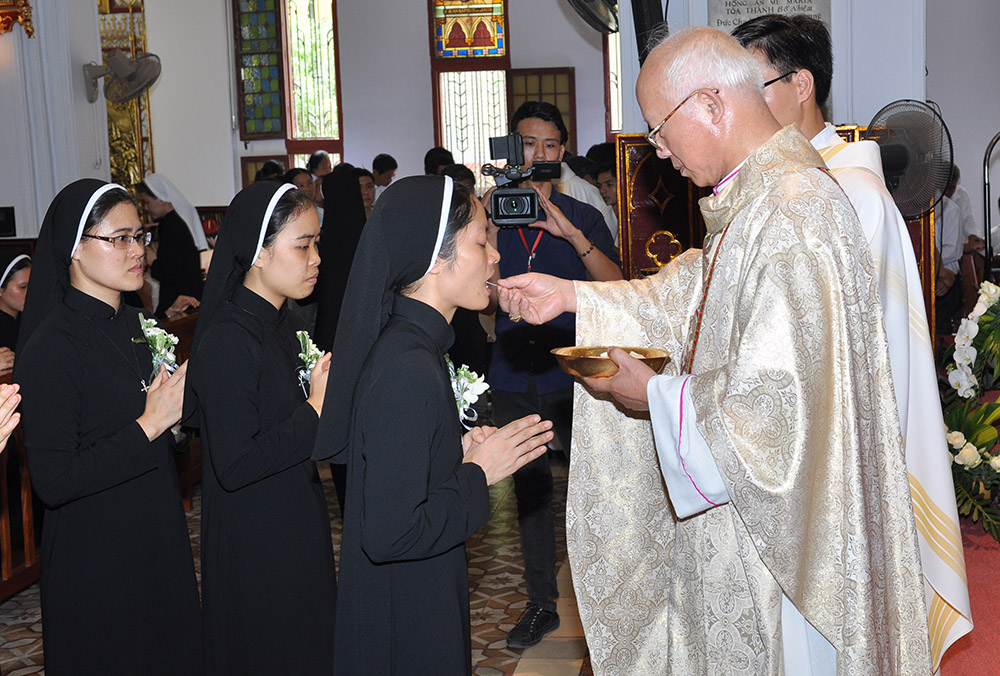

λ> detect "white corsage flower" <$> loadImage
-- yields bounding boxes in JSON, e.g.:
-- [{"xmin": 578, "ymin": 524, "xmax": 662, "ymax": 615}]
[
  {"xmin": 956, "ymin": 443, "xmax": 983, "ymax": 468},
  {"xmin": 946, "ymin": 430, "xmax": 967, "ymax": 450},
  {"xmin": 955, "ymin": 319, "xmax": 980, "ymax": 348},
  {"xmin": 133, "ymin": 314, "xmax": 178, "ymax": 387},
  {"xmin": 971, "ymin": 300, "xmax": 989, "ymax": 320},
  {"xmin": 990, "ymin": 455, "xmax": 1000, "ymax": 473},
  {"xmin": 295, "ymin": 330, "xmax": 325, "ymax": 395},
  {"xmin": 445, "ymin": 355, "xmax": 489, "ymax": 430}
]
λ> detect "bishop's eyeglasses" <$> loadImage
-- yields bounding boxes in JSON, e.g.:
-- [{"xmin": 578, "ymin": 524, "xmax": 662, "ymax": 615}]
[
  {"xmin": 645, "ymin": 88, "xmax": 721, "ymax": 150},
  {"xmin": 81, "ymin": 231, "xmax": 153, "ymax": 250}
]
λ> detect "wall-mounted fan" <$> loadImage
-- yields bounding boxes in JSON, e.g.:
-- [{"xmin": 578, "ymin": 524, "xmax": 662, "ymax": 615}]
[
  {"xmin": 565, "ymin": 0, "xmax": 618, "ymax": 34},
  {"xmin": 862, "ymin": 99, "xmax": 953, "ymax": 220},
  {"xmin": 83, "ymin": 49, "xmax": 161, "ymax": 104}
]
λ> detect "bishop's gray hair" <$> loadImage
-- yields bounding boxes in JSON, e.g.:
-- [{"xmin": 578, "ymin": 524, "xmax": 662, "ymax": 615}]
[{"xmin": 648, "ymin": 26, "xmax": 764, "ymax": 103}]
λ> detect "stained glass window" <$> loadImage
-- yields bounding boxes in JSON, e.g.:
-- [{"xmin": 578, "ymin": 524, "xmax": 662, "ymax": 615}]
[
  {"xmin": 432, "ymin": 0, "xmax": 506, "ymax": 59},
  {"xmin": 233, "ymin": 0, "xmax": 286, "ymax": 139}
]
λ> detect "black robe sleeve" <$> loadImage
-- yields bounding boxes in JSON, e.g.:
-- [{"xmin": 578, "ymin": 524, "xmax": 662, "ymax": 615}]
[
  {"xmin": 195, "ymin": 322, "xmax": 319, "ymax": 491},
  {"xmin": 358, "ymin": 348, "xmax": 490, "ymax": 563},
  {"xmin": 17, "ymin": 324, "xmax": 162, "ymax": 509}
]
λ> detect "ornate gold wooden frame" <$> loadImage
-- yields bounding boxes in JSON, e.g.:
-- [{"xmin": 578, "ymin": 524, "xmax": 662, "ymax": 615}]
[{"xmin": 0, "ymin": 0, "xmax": 33, "ymax": 37}]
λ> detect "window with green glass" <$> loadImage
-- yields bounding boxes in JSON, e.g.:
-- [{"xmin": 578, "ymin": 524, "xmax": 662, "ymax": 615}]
[{"xmin": 233, "ymin": 0, "xmax": 285, "ymax": 139}]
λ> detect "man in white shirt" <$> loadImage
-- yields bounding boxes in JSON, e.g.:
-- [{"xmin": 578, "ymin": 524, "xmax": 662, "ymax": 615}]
[
  {"xmin": 734, "ymin": 14, "xmax": 971, "ymax": 672},
  {"xmin": 555, "ymin": 160, "xmax": 619, "ymax": 245}
]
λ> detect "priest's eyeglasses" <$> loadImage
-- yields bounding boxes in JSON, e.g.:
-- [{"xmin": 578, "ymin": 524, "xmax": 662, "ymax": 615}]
[
  {"xmin": 763, "ymin": 70, "xmax": 797, "ymax": 87},
  {"xmin": 81, "ymin": 231, "xmax": 153, "ymax": 249},
  {"xmin": 646, "ymin": 88, "xmax": 721, "ymax": 150}
]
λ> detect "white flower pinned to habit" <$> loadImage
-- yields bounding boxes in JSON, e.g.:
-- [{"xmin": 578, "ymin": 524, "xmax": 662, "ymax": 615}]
[
  {"xmin": 133, "ymin": 314, "xmax": 178, "ymax": 387},
  {"xmin": 446, "ymin": 355, "xmax": 488, "ymax": 430},
  {"xmin": 296, "ymin": 330, "xmax": 325, "ymax": 395}
]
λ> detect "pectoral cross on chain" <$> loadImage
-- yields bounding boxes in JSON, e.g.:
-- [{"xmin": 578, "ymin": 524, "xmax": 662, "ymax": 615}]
[{"xmin": 141, "ymin": 380, "xmax": 149, "ymax": 393}]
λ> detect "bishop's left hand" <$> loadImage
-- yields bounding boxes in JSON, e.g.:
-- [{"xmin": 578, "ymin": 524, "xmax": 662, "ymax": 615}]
[{"xmin": 582, "ymin": 347, "xmax": 655, "ymax": 412}]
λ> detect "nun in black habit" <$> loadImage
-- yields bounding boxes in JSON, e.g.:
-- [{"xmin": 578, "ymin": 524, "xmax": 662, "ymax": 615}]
[
  {"xmin": 0, "ymin": 251, "xmax": 30, "ymax": 354},
  {"xmin": 314, "ymin": 175, "xmax": 553, "ymax": 675},
  {"xmin": 186, "ymin": 181, "xmax": 336, "ymax": 675},
  {"xmin": 13, "ymin": 179, "xmax": 201, "ymax": 675}
]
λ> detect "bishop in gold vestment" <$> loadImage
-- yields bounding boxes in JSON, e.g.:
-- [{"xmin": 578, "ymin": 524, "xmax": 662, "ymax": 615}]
[{"xmin": 498, "ymin": 27, "xmax": 932, "ymax": 676}]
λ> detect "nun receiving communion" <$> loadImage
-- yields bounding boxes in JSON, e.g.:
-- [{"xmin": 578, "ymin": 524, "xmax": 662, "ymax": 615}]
[
  {"xmin": 186, "ymin": 181, "xmax": 336, "ymax": 675},
  {"xmin": 14, "ymin": 179, "xmax": 201, "ymax": 675},
  {"xmin": 314, "ymin": 175, "xmax": 554, "ymax": 675}
]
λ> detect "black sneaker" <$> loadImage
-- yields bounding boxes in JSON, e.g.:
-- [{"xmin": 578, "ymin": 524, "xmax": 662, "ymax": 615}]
[{"xmin": 506, "ymin": 603, "xmax": 560, "ymax": 649}]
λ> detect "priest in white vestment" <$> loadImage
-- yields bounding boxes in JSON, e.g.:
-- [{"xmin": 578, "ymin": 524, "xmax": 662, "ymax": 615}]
[
  {"xmin": 499, "ymin": 27, "xmax": 931, "ymax": 675},
  {"xmin": 732, "ymin": 15, "xmax": 971, "ymax": 671}
]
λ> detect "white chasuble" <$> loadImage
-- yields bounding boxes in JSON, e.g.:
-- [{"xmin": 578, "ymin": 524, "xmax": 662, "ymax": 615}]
[
  {"xmin": 568, "ymin": 126, "xmax": 931, "ymax": 675},
  {"xmin": 814, "ymin": 123, "xmax": 972, "ymax": 670}
]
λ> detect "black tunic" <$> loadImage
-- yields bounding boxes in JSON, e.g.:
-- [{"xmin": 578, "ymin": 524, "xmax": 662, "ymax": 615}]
[
  {"xmin": 15, "ymin": 287, "xmax": 202, "ymax": 675},
  {"xmin": 190, "ymin": 285, "xmax": 336, "ymax": 675},
  {"xmin": 150, "ymin": 209, "xmax": 203, "ymax": 317},
  {"xmin": 335, "ymin": 295, "xmax": 491, "ymax": 676},
  {"xmin": 0, "ymin": 310, "xmax": 18, "ymax": 350}
]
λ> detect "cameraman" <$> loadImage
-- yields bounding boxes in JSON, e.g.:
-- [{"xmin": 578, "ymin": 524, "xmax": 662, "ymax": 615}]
[{"xmin": 484, "ymin": 101, "xmax": 622, "ymax": 649}]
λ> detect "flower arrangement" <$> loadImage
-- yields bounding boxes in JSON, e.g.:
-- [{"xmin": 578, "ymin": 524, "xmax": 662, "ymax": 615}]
[
  {"xmin": 133, "ymin": 314, "xmax": 178, "ymax": 386},
  {"xmin": 296, "ymin": 330, "xmax": 324, "ymax": 396},
  {"xmin": 445, "ymin": 355, "xmax": 489, "ymax": 429},
  {"xmin": 941, "ymin": 280, "xmax": 1000, "ymax": 540}
]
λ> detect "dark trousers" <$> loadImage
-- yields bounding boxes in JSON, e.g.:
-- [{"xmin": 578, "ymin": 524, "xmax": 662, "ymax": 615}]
[{"xmin": 492, "ymin": 382, "xmax": 573, "ymax": 613}]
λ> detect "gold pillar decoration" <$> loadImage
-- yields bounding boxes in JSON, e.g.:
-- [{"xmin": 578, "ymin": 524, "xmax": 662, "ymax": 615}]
[
  {"xmin": 98, "ymin": 0, "xmax": 154, "ymax": 189},
  {"xmin": 0, "ymin": 0, "xmax": 34, "ymax": 37}
]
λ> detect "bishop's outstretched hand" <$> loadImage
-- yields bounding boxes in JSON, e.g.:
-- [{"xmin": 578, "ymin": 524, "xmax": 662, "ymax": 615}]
[{"xmin": 497, "ymin": 273, "xmax": 577, "ymax": 325}]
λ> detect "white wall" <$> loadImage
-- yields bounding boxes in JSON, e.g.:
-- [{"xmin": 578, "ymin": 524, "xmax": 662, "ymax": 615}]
[
  {"xmin": 337, "ymin": 0, "xmax": 433, "ymax": 178},
  {"xmin": 926, "ymin": 0, "xmax": 1000, "ymax": 242},
  {"xmin": 0, "ymin": 0, "xmax": 108, "ymax": 238},
  {"xmin": 145, "ymin": 0, "xmax": 238, "ymax": 206}
]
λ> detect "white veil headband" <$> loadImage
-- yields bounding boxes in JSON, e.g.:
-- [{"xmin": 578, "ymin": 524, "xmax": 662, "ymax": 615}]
[
  {"xmin": 423, "ymin": 175, "xmax": 454, "ymax": 276},
  {"xmin": 253, "ymin": 183, "xmax": 296, "ymax": 264},
  {"xmin": 143, "ymin": 173, "xmax": 211, "ymax": 251},
  {"xmin": 0, "ymin": 254, "xmax": 30, "ymax": 288},
  {"xmin": 71, "ymin": 183, "xmax": 127, "ymax": 256}
]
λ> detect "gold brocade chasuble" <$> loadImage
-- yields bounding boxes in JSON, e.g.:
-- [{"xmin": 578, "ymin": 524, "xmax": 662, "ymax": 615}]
[{"xmin": 569, "ymin": 127, "xmax": 931, "ymax": 675}]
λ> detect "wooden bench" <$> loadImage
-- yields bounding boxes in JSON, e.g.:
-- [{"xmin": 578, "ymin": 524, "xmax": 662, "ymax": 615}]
[{"xmin": 0, "ymin": 369, "xmax": 39, "ymax": 602}]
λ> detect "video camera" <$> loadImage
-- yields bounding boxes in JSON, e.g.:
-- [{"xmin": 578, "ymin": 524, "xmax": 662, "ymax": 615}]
[{"xmin": 481, "ymin": 133, "xmax": 560, "ymax": 227}]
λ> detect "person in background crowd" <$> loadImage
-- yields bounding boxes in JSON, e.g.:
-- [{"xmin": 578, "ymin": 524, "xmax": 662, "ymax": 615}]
[
  {"xmin": 486, "ymin": 100, "xmax": 622, "ymax": 651},
  {"xmin": 424, "ymin": 146, "xmax": 456, "ymax": 176},
  {"xmin": 0, "ymin": 252, "xmax": 30, "ymax": 359},
  {"xmin": 309, "ymin": 151, "xmax": 334, "ymax": 208},
  {"xmin": 135, "ymin": 174, "xmax": 207, "ymax": 318},
  {"xmin": 564, "ymin": 153, "xmax": 598, "ymax": 187},
  {"xmin": 253, "ymin": 160, "xmax": 285, "ymax": 183},
  {"xmin": 354, "ymin": 167, "xmax": 377, "ymax": 219},
  {"xmin": 372, "ymin": 153, "xmax": 398, "ymax": 189},
  {"xmin": 15, "ymin": 179, "xmax": 202, "ymax": 674},
  {"xmin": 441, "ymin": 163, "xmax": 477, "ymax": 192},
  {"xmin": 313, "ymin": 175, "xmax": 553, "ymax": 675},
  {"xmin": 308, "ymin": 150, "xmax": 333, "ymax": 182},
  {"xmin": 594, "ymin": 163, "xmax": 618, "ymax": 221},
  {"xmin": 187, "ymin": 181, "xmax": 336, "ymax": 675},
  {"xmin": 585, "ymin": 141, "xmax": 615, "ymax": 168}
]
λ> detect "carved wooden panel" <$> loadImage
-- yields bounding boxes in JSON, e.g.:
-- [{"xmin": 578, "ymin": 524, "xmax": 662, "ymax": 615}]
[{"xmin": 615, "ymin": 133, "xmax": 709, "ymax": 279}]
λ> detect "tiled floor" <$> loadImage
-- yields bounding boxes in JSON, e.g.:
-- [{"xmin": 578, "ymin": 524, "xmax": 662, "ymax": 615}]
[{"xmin": 0, "ymin": 454, "xmax": 589, "ymax": 675}]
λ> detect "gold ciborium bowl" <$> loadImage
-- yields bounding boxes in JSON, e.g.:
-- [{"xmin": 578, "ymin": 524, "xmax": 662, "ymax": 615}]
[{"xmin": 551, "ymin": 346, "xmax": 669, "ymax": 378}]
